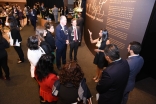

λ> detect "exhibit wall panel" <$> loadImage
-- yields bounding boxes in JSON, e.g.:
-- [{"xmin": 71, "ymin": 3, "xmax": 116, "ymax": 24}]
[{"xmin": 84, "ymin": 0, "xmax": 155, "ymax": 59}]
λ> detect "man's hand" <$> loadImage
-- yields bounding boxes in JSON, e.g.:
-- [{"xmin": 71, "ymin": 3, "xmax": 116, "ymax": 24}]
[
  {"xmin": 43, "ymin": 30, "xmax": 47, "ymax": 36},
  {"xmin": 66, "ymin": 40, "xmax": 69, "ymax": 44}
]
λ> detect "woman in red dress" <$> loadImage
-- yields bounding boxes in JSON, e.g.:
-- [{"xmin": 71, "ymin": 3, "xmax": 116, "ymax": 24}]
[{"xmin": 35, "ymin": 54, "xmax": 58, "ymax": 104}]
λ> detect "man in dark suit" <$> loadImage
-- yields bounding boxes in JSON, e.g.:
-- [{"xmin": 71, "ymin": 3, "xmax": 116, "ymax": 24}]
[
  {"xmin": 121, "ymin": 41, "xmax": 144, "ymax": 104},
  {"xmin": 68, "ymin": 18, "xmax": 81, "ymax": 62},
  {"xmin": 55, "ymin": 15, "xmax": 69, "ymax": 70},
  {"xmin": 96, "ymin": 44, "xmax": 130, "ymax": 104},
  {"xmin": 40, "ymin": 3, "xmax": 45, "ymax": 19},
  {"xmin": 77, "ymin": 13, "xmax": 84, "ymax": 46},
  {"xmin": 29, "ymin": 7, "xmax": 37, "ymax": 31}
]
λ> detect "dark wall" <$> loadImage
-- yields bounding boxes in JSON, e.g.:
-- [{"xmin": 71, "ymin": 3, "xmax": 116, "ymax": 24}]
[
  {"xmin": 26, "ymin": 0, "xmax": 64, "ymax": 8},
  {"xmin": 84, "ymin": 0, "xmax": 156, "ymax": 81},
  {"xmin": 138, "ymin": 2, "xmax": 156, "ymax": 81},
  {"xmin": 84, "ymin": 0, "xmax": 155, "ymax": 59}
]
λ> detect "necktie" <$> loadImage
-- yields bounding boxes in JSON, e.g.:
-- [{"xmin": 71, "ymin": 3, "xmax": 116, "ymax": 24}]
[{"xmin": 74, "ymin": 28, "xmax": 77, "ymax": 42}]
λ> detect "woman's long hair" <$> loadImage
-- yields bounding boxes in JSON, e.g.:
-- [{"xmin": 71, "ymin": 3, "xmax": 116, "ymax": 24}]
[
  {"xmin": 102, "ymin": 29, "xmax": 108, "ymax": 42},
  {"xmin": 59, "ymin": 62, "xmax": 84, "ymax": 88},
  {"xmin": 35, "ymin": 54, "xmax": 56, "ymax": 82}
]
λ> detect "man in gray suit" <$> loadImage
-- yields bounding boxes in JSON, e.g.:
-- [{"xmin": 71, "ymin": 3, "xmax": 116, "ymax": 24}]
[
  {"xmin": 121, "ymin": 41, "xmax": 144, "ymax": 104},
  {"xmin": 68, "ymin": 18, "xmax": 81, "ymax": 62},
  {"xmin": 52, "ymin": 5, "xmax": 58, "ymax": 23}
]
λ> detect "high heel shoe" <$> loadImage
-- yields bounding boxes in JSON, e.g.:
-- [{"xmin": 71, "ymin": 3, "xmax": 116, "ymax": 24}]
[
  {"xmin": 93, "ymin": 77, "xmax": 97, "ymax": 80},
  {"xmin": 17, "ymin": 60, "xmax": 23, "ymax": 64},
  {"xmin": 95, "ymin": 79, "xmax": 100, "ymax": 82}
]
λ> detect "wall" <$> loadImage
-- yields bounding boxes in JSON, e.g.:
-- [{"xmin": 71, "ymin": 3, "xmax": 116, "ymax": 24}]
[
  {"xmin": 0, "ymin": 0, "xmax": 26, "ymax": 2},
  {"xmin": 84, "ymin": 0, "xmax": 155, "ymax": 59}
]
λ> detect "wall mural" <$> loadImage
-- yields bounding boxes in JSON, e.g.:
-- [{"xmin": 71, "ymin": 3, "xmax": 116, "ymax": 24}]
[{"xmin": 84, "ymin": 0, "xmax": 155, "ymax": 59}]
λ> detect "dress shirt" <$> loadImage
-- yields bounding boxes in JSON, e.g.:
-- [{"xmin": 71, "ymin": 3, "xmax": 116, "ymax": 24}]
[{"xmin": 73, "ymin": 26, "xmax": 78, "ymax": 41}]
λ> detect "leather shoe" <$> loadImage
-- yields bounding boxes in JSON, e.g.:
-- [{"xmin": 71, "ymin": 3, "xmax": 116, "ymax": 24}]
[{"xmin": 57, "ymin": 67, "xmax": 61, "ymax": 70}]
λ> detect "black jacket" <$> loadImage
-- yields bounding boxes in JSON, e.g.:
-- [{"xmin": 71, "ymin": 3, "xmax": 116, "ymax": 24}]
[
  {"xmin": 44, "ymin": 31, "xmax": 56, "ymax": 52},
  {"xmin": 40, "ymin": 41, "xmax": 52, "ymax": 54},
  {"xmin": 0, "ymin": 37, "xmax": 9, "ymax": 59},
  {"xmin": 10, "ymin": 28, "xmax": 22, "ymax": 45},
  {"xmin": 96, "ymin": 59, "xmax": 130, "ymax": 104}
]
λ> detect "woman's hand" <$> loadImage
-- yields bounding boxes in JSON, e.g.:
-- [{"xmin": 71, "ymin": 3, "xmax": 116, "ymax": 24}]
[
  {"xmin": 88, "ymin": 29, "xmax": 92, "ymax": 36},
  {"xmin": 94, "ymin": 49, "xmax": 104, "ymax": 52},
  {"xmin": 94, "ymin": 49, "xmax": 99, "ymax": 52}
]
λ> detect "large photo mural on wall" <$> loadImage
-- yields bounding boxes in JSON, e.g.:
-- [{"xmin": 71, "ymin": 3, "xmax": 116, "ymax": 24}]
[{"xmin": 84, "ymin": 0, "xmax": 155, "ymax": 59}]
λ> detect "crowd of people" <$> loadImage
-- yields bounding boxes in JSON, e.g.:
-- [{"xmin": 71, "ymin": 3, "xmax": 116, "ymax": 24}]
[{"xmin": 0, "ymin": 2, "xmax": 145, "ymax": 104}]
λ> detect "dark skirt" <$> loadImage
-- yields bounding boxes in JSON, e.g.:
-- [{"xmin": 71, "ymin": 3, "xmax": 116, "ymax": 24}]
[{"xmin": 93, "ymin": 52, "xmax": 108, "ymax": 69}]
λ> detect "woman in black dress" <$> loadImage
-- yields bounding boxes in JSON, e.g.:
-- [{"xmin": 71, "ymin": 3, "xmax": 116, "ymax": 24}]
[{"xmin": 88, "ymin": 29, "xmax": 109, "ymax": 82}]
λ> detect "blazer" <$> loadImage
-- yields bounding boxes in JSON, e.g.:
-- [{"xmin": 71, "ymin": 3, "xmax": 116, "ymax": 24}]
[
  {"xmin": 68, "ymin": 26, "xmax": 81, "ymax": 43},
  {"xmin": 77, "ymin": 17, "xmax": 84, "ymax": 28},
  {"xmin": 124, "ymin": 56, "xmax": 144, "ymax": 92},
  {"xmin": 10, "ymin": 28, "xmax": 22, "ymax": 44},
  {"xmin": 44, "ymin": 31, "xmax": 56, "ymax": 52},
  {"xmin": 53, "ymin": 7, "xmax": 58, "ymax": 15},
  {"xmin": 55, "ymin": 24, "xmax": 68, "ymax": 49},
  {"xmin": 96, "ymin": 59, "xmax": 130, "ymax": 104}
]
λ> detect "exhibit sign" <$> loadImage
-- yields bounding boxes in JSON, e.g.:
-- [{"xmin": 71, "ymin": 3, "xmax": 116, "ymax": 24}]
[{"xmin": 84, "ymin": 0, "xmax": 155, "ymax": 59}]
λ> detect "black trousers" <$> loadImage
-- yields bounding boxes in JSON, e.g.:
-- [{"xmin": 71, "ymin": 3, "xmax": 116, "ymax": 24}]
[
  {"xmin": 56, "ymin": 45, "xmax": 67, "ymax": 69},
  {"xmin": 30, "ymin": 17, "xmax": 36, "ymax": 30},
  {"xmin": 41, "ymin": 11, "xmax": 45, "ymax": 19},
  {"xmin": 14, "ymin": 44, "xmax": 24, "ymax": 62},
  {"xmin": 16, "ymin": 17, "xmax": 21, "ymax": 27},
  {"xmin": 0, "ymin": 54, "xmax": 10, "ymax": 78},
  {"xmin": 69, "ymin": 41, "xmax": 79, "ymax": 60},
  {"xmin": 26, "ymin": 15, "xmax": 29, "ymax": 25}
]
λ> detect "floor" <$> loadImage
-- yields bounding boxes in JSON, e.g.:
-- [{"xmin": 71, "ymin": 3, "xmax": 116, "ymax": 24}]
[{"xmin": 0, "ymin": 17, "xmax": 156, "ymax": 104}]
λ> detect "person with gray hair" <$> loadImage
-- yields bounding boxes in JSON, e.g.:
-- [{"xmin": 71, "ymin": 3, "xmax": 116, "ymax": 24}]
[
  {"xmin": 55, "ymin": 15, "xmax": 69, "ymax": 70},
  {"xmin": 96, "ymin": 44, "xmax": 130, "ymax": 104},
  {"xmin": 36, "ymin": 26, "xmax": 53, "ymax": 55}
]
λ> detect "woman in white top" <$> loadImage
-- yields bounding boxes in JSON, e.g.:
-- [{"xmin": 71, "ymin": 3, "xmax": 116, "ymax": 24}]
[{"xmin": 27, "ymin": 35, "xmax": 44, "ymax": 78}]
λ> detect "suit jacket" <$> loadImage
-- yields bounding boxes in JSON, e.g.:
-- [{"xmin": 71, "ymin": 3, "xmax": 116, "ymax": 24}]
[
  {"xmin": 40, "ymin": 6, "xmax": 45, "ymax": 12},
  {"xmin": 10, "ymin": 28, "xmax": 22, "ymax": 44},
  {"xmin": 55, "ymin": 24, "xmax": 68, "ymax": 49},
  {"xmin": 77, "ymin": 17, "xmax": 84, "ymax": 27},
  {"xmin": 124, "ymin": 56, "xmax": 144, "ymax": 92},
  {"xmin": 96, "ymin": 59, "xmax": 130, "ymax": 104},
  {"xmin": 53, "ymin": 7, "xmax": 58, "ymax": 16},
  {"xmin": 68, "ymin": 26, "xmax": 81, "ymax": 43},
  {"xmin": 29, "ymin": 9, "xmax": 37, "ymax": 21}
]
